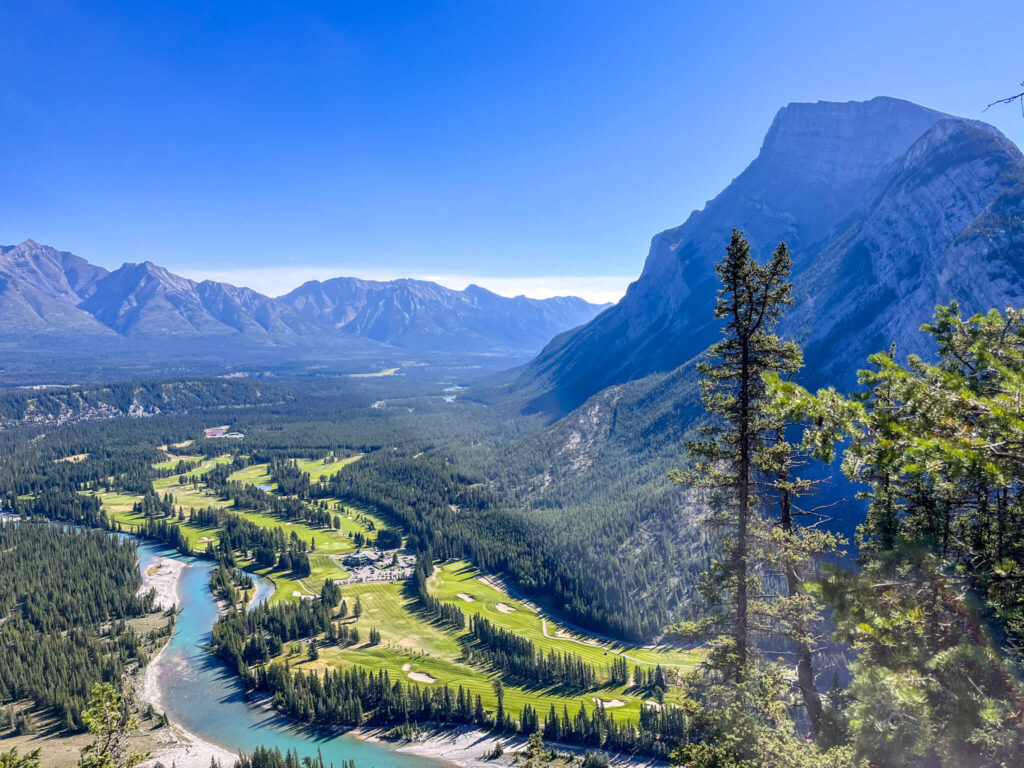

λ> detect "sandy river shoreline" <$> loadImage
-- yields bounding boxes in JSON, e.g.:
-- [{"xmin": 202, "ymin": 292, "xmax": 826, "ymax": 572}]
[{"xmin": 137, "ymin": 555, "xmax": 239, "ymax": 768}]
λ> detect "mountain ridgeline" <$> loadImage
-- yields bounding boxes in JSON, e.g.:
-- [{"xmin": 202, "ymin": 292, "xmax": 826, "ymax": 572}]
[
  {"xmin": 0, "ymin": 241, "xmax": 607, "ymax": 356},
  {"xmin": 281, "ymin": 277, "xmax": 607, "ymax": 352},
  {"xmin": 513, "ymin": 96, "xmax": 1024, "ymax": 415}
]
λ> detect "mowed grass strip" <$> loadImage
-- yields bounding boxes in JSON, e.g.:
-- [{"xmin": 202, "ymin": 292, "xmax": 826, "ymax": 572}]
[
  {"xmin": 153, "ymin": 454, "xmax": 203, "ymax": 471},
  {"xmin": 229, "ymin": 508, "xmax": 358, "ymax": 555},
  {"xmin": 295, "ymin": 454, "xmax": 363, "ymax": 481},
  {"xmin": 96, "ymin": 491, "xmax": 222, "ymax": 550},
  {"xmin": 428, "ymin": 561, "xmax": 701, "ymax": 669},
  {"xmin": 228, "ymin": 462, "xmax": 274, "ymax": 487},
  {"xmin": 98, "ymin": 489, "xmax": 345, "ymax": 604}
]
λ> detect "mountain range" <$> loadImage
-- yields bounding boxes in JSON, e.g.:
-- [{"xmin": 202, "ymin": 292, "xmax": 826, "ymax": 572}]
[
  {"xmin": 0, "ymin": 242, "xmax": 608, "ymax": 355},
  {"xmin": 513, "ymin": 96, "xmax": 1024, "ymax": 414},
  {"xmin": 5, "ymin": 95, "xmax": 1022, "ymax": 400},
  {"xmin": 281, "ymin": 277, "xmax": 606, "ymax": 352}
]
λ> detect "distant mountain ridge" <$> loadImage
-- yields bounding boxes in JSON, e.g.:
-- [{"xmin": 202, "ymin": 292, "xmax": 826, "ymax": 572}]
[
  {"xmin": 0, "ymin": 242, "xmax": 608, "ymax": 354},
  {"xmin": 513, "ymin": 96, "xmax": 1024, "ymax": 414},
  {"xmin": 281, "ymin": 276, "xmax": 608, "ymax": 352},
  {"xmin": 0, "ymin": 241, "xmax": 112, "ymax": 335}
]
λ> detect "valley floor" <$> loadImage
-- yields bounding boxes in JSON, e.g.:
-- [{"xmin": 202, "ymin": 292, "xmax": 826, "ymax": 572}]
[{"xmin": 39, "ymin": 443, "xmax": 701, "ymax": 765}]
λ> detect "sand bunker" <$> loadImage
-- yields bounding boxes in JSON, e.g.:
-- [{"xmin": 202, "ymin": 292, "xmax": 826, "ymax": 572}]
[
  {"xmin": 643, "ymin": 701, "xmax": 663, "ymax": 711},
  {"xmin": 593, "ymin": 698, "xmax": 626, "ymax": 709},
  {"xmin": 57, "ymin": 453, "xmax": 89, "ymax": 463},
  {"xmin": 401, "ymin": 663, "xmax": 412, "ymax": 671},
  {"xmin": 407, "ymin": 671, "xmax": 437, "ymax": 684},
  {"xmin": 456, "ymin": 593, "xmax": 475, "ymax": 602},
  {"xmin": 495, "ymin": 602, "xmax": 516, "ymax": 613}
]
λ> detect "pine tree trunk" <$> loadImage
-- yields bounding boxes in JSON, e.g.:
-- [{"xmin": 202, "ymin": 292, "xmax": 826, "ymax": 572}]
[
  {"xmin": 780, "ymin": 483, "xmax": 822, "ymax": 737},
  {"xmin": 735, "ymin": 342, "xmax": 750, "ymax": 681},
  {"xmin": 997, "ymin": 488, "xmax": 1006, "ymax": 561}
]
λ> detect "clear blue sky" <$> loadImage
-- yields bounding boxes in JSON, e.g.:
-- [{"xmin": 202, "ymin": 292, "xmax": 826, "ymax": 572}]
[{"xmin": 2, "ymin": 1, "xmax": 1022, "ymax": 301}]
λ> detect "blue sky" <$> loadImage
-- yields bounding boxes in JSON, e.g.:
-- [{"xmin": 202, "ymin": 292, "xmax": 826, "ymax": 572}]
[{"xmin": 2, "ymin": 1, "xmax": 1023, "ymax": 302}]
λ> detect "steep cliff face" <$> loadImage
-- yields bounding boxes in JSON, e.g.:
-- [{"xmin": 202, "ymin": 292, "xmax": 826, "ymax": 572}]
[
  {"xmin": 514, "ymin": 97, "xmax": 1023, "ymax": 414},
  {"xmin": 792, "ymin": 117, "xmax": 1024, "ymax": 388}
]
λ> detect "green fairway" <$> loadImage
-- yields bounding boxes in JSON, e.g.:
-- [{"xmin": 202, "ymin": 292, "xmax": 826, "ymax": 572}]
[
  {"xmin": 95, "ymin": 446, "xmax": 702, "ymax": 724},
  {"xmin": 99, "ymin": 456, "xmax": 392, "ymax": 604},
  {"xmin": 229, "ymin": 508, "xmax": 357, "ymax": 554},
  {"xmin": 151, "ymin": 477, "xmax": 234, "ymax": 508},
  {"xmin": 228, "ymin": 462, "xmax": 273, "ymax": 486},
  {"xmin": 153, "ymin": 454, "xmax": 203, "ymax": 470},
  {"xmin": 295, "ymin": 454, "xmax": 363, "ymax": 481},
  {"xmin": 428, "ymin": 561, "xmax": 701, "ymax": 670},
  {"xmin": 97, "ymin": 491, "xmax": 222, "ymax": 549},
  {"xmin": 290, "ymin": 575, "xmax": 696, "ymax": 722},
  {"xmin": 153, "ymin": 454, "xmax": 234, "ymax": 479}
]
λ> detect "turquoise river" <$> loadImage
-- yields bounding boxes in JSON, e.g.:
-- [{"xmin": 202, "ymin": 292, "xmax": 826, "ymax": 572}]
[{"xmin": 135, "ymin": 541, "xmax": 441, "ymax": 768}]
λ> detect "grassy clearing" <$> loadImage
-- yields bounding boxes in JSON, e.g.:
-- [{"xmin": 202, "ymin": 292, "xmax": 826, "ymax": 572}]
[
  {"xmin": 55, "ymin": 453, "xmax": 89, "ymax": 463},
  {"xmin": 228, "ymin": 462, "xmax": 273, "ymax": 486},
  {"xmin": 295, "ymin": 454, "xmax": 364, "ymax": 481},
  {"xmin": 349, "ymin": 367, "xmax": 400, "ymax": 378}
]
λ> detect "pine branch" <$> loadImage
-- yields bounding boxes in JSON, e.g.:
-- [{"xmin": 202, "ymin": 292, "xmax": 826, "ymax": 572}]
[{"xmin": 986, "ymin": 82, "xmax": 1024, "ymax": 116}]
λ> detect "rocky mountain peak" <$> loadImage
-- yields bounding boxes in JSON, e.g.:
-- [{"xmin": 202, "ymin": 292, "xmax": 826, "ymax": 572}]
[
  {"xmin": 759, "ymin": 97, "xmax": 946, "ymax": 185},
  {"xmin": 515, "ymin": 97, "xmax": 1024, "ymax": 415}
]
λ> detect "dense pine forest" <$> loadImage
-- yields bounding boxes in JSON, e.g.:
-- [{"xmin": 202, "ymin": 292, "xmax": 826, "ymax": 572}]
[
  {"xmin": 655, "ymin": 232, "xmax": 1024, "ymax": 767},
  {"xmin": 0, "ymin": 525, "xmax": 163, "ymax": 732}
]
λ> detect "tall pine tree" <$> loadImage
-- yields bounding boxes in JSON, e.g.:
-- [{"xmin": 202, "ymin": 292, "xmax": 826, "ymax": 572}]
[{"xmin": 676, "ymin": 229, "xmax": 801, "ymax": 682}]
